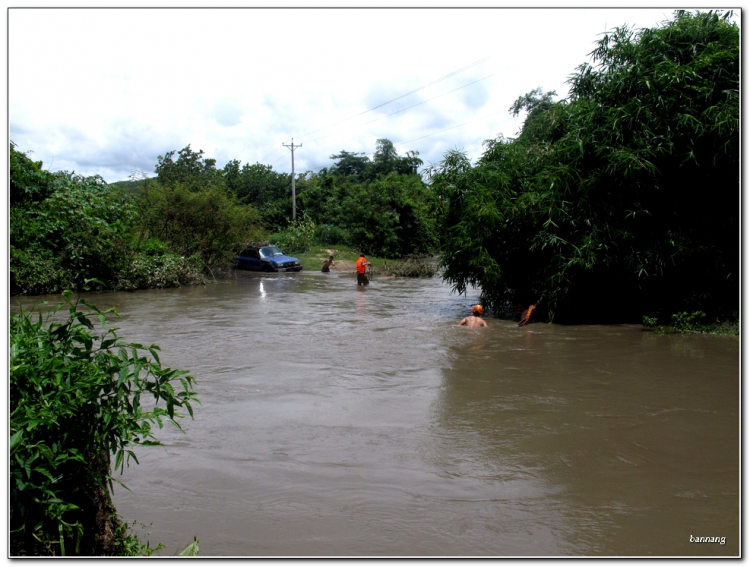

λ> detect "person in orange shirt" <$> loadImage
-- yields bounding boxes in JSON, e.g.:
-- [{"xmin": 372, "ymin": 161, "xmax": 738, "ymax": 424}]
[
  {"xmin": 356, "ymin": 253, "xmax": 371, "ymax": 286},
  {"xmin": 518, "ymin": 304, "xmax": 536, "ymax": 327}
]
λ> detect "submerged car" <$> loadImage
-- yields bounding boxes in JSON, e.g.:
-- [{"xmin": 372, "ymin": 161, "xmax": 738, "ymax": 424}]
[{"xmin": 234, "ymin": 245, "xmax": 302, "ymax": 272}]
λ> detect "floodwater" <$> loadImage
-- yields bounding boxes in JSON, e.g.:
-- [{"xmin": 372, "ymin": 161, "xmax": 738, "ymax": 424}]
[{"xmin": 11, "ymin": 271, "xmax": 740, "ymax": 556}]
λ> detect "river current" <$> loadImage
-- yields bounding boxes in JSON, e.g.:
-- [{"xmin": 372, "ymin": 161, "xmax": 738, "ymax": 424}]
[{"xmin": 12, "ymin": 271, "xmax": 740, "ymax": 556}]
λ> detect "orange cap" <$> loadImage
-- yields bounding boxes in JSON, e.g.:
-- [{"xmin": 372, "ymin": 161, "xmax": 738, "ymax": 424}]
[{"xmin": 473, "ymin": 305, "xmax": 483, "ymax": 315}]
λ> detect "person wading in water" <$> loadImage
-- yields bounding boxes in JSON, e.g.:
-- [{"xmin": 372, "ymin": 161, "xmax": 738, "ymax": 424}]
[
  {"xmin": 321, "ymin": 256, "xmax": 335, "ymax": 273},
  {"xmin": 356, "ymin": 253, "xmax": 371, "ymax": 286},
  {"xmin": 457, "ymin": 305, "xmax": 488, "ymax": 328}
]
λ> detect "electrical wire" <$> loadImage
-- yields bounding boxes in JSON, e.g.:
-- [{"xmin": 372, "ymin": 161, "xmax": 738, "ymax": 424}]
[
  {"xmin": 394, "ymin": 110, "xmax": 506, "ymax": 148},
  {"xmin": 272, "ymin": 109, "xmax": 504, "ymax": 171},
  {"xmin": 283, "ymin": 55, "xmax": 491, "ymax": 145},
  {"xmin": 270, "ymin": 152, "xmax": 288, "ymax": 168},
  {"xmin": 361, "ymin": 74, "xmax": 495, "ymax": 127},
  {"xmin": 299, "ymin": 73, "xmax": 495, "ymax": 148},
  {"xmin": 260, "ymin": 56, "xmax": 498, "ymax": 170},
  {"xmin": 257, "ymin": 146, "xmax": 284, "ymax": 165}
]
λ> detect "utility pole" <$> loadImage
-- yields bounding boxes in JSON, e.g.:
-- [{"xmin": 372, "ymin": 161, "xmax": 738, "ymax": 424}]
[{"xmin": 282, "ymin": 138, "xmax": 302, "ymax": 219}]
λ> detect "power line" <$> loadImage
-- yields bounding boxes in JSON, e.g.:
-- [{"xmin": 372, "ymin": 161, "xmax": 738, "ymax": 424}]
[
  {"xmin": 260, "ymin": 57, "xmax": 502, "ymax": 171},
  {"xmin": 394, "ymin": 110, "xmax": 506, "ymax": 148},
  {"xmin": 270, "ymin": 153, "xmax": 287, "ymax": 167},
  {"xmin": 286, "ymin": 55, "xmax": 491, "ymax": 144},
  {"xmin": 271, "ymin": 109, "xmax": 505, "ymax": 172},
  {"xmin": 257, "ymin": 146, "xmax": 284, "ymax": 164},
  {"xmin": 362, "ymin": 74, "xmax": 495, "ymax": 127},
  {"xmin": 299, "ymin": 73, "xmax": 495, "ymax": 148},
  {"xmin": 259, "ymin": 56, "xmax": 491, "ymax": 167}
]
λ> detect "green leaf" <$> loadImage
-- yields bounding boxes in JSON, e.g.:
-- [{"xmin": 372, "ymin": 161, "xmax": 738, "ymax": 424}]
[
  {"xmin": 179, "ymin": 537, "xmax": 200, "ymax": 556},
  {"xmin": 10, "ymin": 430, "xmax": 23, "ymax": 453}
]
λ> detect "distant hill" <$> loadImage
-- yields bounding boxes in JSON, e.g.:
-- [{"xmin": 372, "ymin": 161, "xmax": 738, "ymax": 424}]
[{"xmin": 109, "ymin": 178, "xmax": 152, "ymax": 191}]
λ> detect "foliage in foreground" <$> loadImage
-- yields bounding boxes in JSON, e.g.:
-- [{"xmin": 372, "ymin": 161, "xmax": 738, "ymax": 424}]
[
  {"xmin": 10, "ymin": 288, "xmax": 199, "ymax": 555},
  {"xmin": 429, "ymin": 11, "xmax": 738, "ymax": 323}
]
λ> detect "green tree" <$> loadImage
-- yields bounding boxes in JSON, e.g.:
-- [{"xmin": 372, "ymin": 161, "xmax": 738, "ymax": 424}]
[
  {"xmin": 10, "ymin": 149, "xmax": 137, "ymax": 295},
  {"xmin": 301, "ymin": 170, "xmax": 439, "ymax": 257},
  {"xmin": 135, "ymin": 180, "xmax": 264, "ymax": 269},
  {"xmin": 222, "ymin": 160, "xmax": 292, "ymax": 231},
  {"xmin": 10, "ymin": 141, "xmax": 55, "ymax": 206},
  {"xmin": 430, "ymin": 10, "xmax": 738, "ymax": 323},
  {"xmin": 326, "ymin": 140, "xmax": 423, "ymax": 183},
  {"xmin": 155, "ymin": 145, "xmax": 221, "ymax": 190},
  {"xmin": 329, "ymin": 150, "xmax": 372, "ymax": 178},
  {"xmin": 372, "ymin": 138, "xmax": 422, "ymax": 177}
]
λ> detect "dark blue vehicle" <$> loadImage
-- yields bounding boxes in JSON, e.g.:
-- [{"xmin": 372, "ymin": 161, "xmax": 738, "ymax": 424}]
[{"xmin": 234, "ymin": 244, "xmax": 302, "ymax": 272}]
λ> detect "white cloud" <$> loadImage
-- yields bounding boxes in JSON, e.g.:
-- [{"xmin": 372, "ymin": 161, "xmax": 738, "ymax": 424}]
[{"xmin": 8, "ymin": 6, "xmax": 733, "ymax": 182}]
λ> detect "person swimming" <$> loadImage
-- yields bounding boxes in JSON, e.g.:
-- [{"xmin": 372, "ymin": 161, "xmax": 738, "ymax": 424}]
[{"xmin": 457, "ymin": 305, "xmax": 488, "ymax": 328}]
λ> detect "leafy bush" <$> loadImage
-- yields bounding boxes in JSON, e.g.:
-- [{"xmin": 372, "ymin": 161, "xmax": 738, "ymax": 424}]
[
  {"xmin": 114, "ymin": 253, "xmax": 207, "ymax": 291},
  {"xmin": 269, "ymin": 216, "xmax": 316, "ymax": 254},
  {"xmin": 11, "ymin": 165, "xmax": 136, "ymax": 295},
  {"xmin": 10, "ymin": 288, "xmax": 199, "ymax": 555},
  {"xmin": 10, "ymin": 246, "xmax": 76, "ymax": 296},
  {"xmin": 314, "ymin": 224, "xmax": 351, "ymax": 247},
  {"xmin": 669, "ymin": 311, "xmax": 712, "ymax": 333},
  {"xmin": 135, "ymin": 181, "xmax": 264, "ymax": 269},
  {"xmin": 642, "ymin": 310, "xmax": 738, "ymax": 334},
  {"xmin": 138, "ymin": 237, "xmax": 168, "ymax": 256},
  {"xmin": 10, "ymin": 141, "xmax": 55, "ymax": 206}
]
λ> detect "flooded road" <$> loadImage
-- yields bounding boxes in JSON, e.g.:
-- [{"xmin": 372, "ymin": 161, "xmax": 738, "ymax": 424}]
[{"xmin": 12, "ymin": 272, "xmax": 739, "ymax": 556}]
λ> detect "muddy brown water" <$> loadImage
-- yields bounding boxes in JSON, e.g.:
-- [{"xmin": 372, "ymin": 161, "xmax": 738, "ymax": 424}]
[{"xmin": 11, "ymin": 271, "xmax": 739, "ymax": 556}]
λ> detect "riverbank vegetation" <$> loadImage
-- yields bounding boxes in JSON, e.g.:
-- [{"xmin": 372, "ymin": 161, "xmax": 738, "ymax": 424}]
[
  {"xmin": 11, "ymin": 137, "xmax": 437, "ymax": 296},
  {"xmin": 642, "ymin": 312, "xmax": 739, "ymax": 336},
  {"xmin": 10, "ymin": 288, "xmax": 199, "ymax": 555},
  {"xmin": 11, "ymin": 10, "xmax": 737, "ymax": 329},
  {"xmin": 429, "ymin": 10, "xmax": 738, "ymax": 325}
]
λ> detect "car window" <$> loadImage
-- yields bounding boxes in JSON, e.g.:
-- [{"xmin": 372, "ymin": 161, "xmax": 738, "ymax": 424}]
[{"xmin": 260, "ymin": 246, "xmax": 283, "ymax": 258}]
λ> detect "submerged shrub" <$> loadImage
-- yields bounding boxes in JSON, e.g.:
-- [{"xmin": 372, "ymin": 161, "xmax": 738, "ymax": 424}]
[{"xmin": 10, "ymin": 287, "xmax": 199, "ymax": 555}]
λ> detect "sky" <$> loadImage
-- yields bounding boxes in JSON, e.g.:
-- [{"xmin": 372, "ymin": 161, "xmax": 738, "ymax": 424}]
[{"xmin": 8, "ymin": 5, "xmax": 739, "ymax": 183}]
